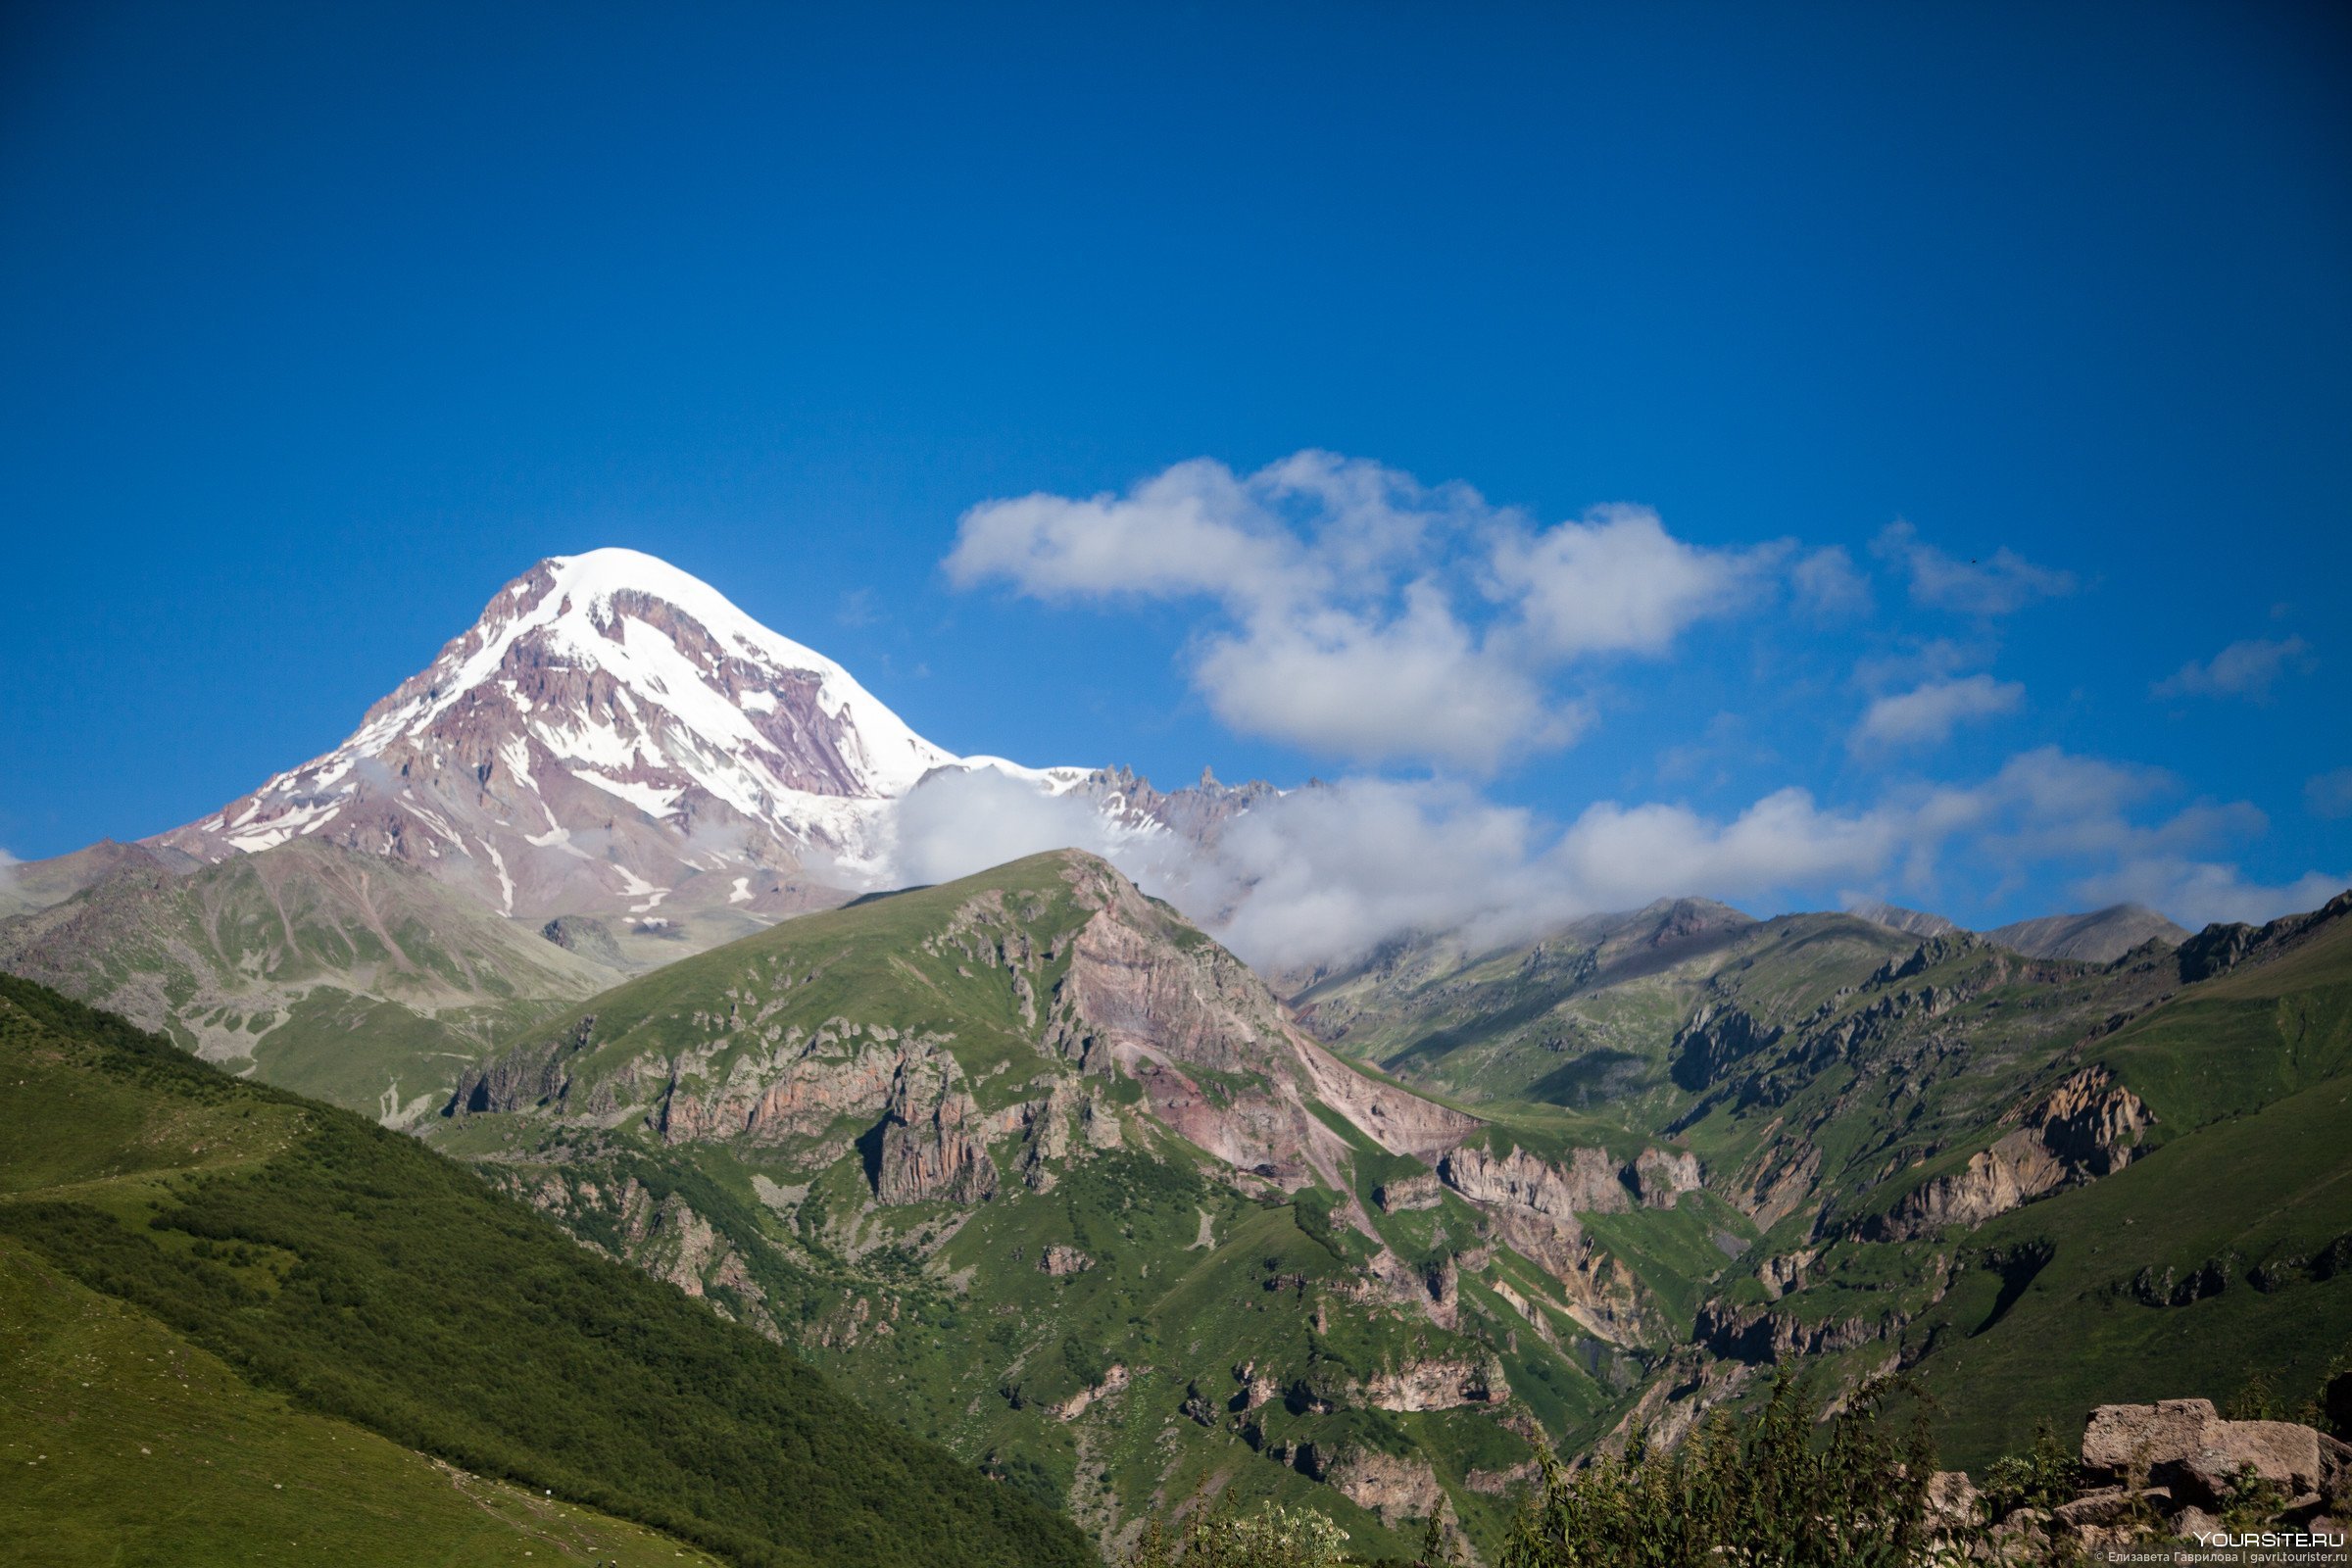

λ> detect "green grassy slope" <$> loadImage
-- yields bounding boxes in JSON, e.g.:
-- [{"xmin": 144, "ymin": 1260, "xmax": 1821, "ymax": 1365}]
[
  {"xmin": 0, "ymin": 974, "xmax": 1091, "ymax": 1568},
  {"xmin": 428, "ymin": 853, "xmax": 1660, "ymax": 1560},
  {"xmin": 0, "ymin": 1243, "xmax": 724, "ymax": 1568}
]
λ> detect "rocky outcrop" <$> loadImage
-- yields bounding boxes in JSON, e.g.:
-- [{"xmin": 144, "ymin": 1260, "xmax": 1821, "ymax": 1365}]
[
  {"xmin": 1294, "ymin": 1037, "xmax": 1484, "ymax": 1159},
  {"xmin": 1017, "ymin": 1075, "xmax": 1123, "ymax": 1191},
  {"xmin": 1912, "ymin": 1398, "xmax": 2350, "ymax": 1558},
  {"xmin": 1293, "ymin": 1445, "xmax": 1446, "ymax": 1525},
  {"xmin": 1374, "ymin": 1170, "xmax": 1444, "ymax": 1212},
  {"xmin": 1863, "ymin": 1066, "xmax": 2151, "ymax": 1241},
  {"xmin": 449, "ymin": 1012, "xmax": 596, "ymax": 1114},
  {"xmin": 2176, "ymin": 890, "xmax": 2352, "ymax": 984},
  {"xmin": 1337, "ymin": 1249, "xmax": 1463, "ymax": 1331},
  {"xmin": 1693, "ymin": 1299, "xmax": 1905, "ymax": 1365},
  {"xmin": 1672, "ymin": 1004, "xmax": 1784, "ymax": 1091},
  {"xmin": 662, "ymin": 1025, "xmax": 907, "ymax": 1147},
  {"xmin": 1433, "ymin": 1144, "xmax": 1648, "ymax": 1338},
  {"xmin": 1630, "ymin": 1147, "xmax": 1703, "ymax": 1206},
  {"xmin": 1358, "ymin": 1355, "xmax": 1507, "ymax": 1412},
  {"xmin": 1054, "ymin": 1362, "xmax": 1128, "ymax": 1421},
  {"xmin": 499, "ymin": 1169, "xmax": 768, "ymax": 1331},
  {"xmin": 873, "ymin": 1046, "xmax": 997, "ymax": 1204},
  {"xmin": 1047, "ymin": 862, "xmax": 1293, "ymax": 1079},
  {"xmin": 540, "ymin": 914, "xmax": 626, "ymax": 968},
  {"xmin": 1039, "ymin": 1245, "xmax": 1094, "ymax": 1276},
  {"xmin": 1439, "ymin": 1145, "xmax": 1632, "ymax": 1222}
]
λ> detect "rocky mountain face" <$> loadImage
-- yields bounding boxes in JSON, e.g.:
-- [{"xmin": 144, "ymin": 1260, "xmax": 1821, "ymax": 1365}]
[
  {"xmin": 428, "ymin": 851, "xmax": 1722, "ymax": 1557},
  {"xmin": 0, "ymin": 836, "xmax": 620, "ymax": 1124},
  {"xmin": 1286, "ymin": 885, "xmax": 2352, "ymax": 1473}
]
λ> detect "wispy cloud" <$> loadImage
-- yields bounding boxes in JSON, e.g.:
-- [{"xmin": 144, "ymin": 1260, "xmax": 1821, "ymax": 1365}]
[
  {"xmin": 1790, "ymin": 545, "xmax": 1873, "ymax": 614},
  {"xmin": 1850, "ymin": 673, "xmax": 2024, "ymax": 751},
  {"xmin": 1874, "ymin": 520, "xmax": 2076, "ymax": 615},
  {"xmin": 2151, "ymin": 635, "xmax": 2314, "ymax": 701},
  {"xmin": 2308, "ymin": 767, "xmax": 2352, "ymax": 820}
]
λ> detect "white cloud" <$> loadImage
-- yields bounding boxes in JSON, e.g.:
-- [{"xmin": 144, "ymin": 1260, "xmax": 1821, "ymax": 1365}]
[
  {"xmin": 874, "ymin": 743, "xmax": 2335, "ymax": 973},
  {"xmin": 944, "ymin": 458, "xmax": 1299, "ymax": 607},
  {"xmin": 1489, "ymin": 505, "xmax": 1779, "ymax": 658},
  {"xmin": 1143, "ymin": 778, "xmax": 1906, "ymax": 973},
  {"xmin": 1850, "ymin": 673, "xmax": 2024, "ymax": 750},
  {"xmin": 879, "ymin": 765, "xmax": 1140, "ymax": 888},
  {"xmin": 947, "ymin": 453, "xmax": 1788, "ymax": 771},
  {"xmin": 1542, "ymin": 789, "xmax": 1902, "ymax": 913},
  {"xmin": 1875, "ymin": 520, "xmax": 2076, "ymax": 615},
  {"xmin": 2151, "ymin": 636, "xmax": 2314, "ymax": 701},
  {"xmin": 2308, "ymin": 767, "xmax": 2352, "ymax": 820},
  {"xmin": 1849, "ymin": 637, "xmax": 1984, "ymax": 693},
  {"xmin": 1192, "ymin": 588, "xmax": 1581, "ymax": 770}
]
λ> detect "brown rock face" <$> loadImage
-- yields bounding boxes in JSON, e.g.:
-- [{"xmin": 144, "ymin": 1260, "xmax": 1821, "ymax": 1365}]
[
  {"xmin": 1432, "ymin": 1144, "xmax": 1647, "ymax": 1339},
  {"xmin": 1373, "ymin": 1170, "xmax": 1444, "ymax": 1212},
  {"xmin": 1866, "ymin": 1066, "xmax": 2151, "ymax": 1240},
  {"xmin": 1630, "ymin": 1147, "xmax": 1704, "ymax": 1206},
  {"xmin": 2052, "ymin": 1488, "xmax": 2171, "ymax": 1529},
  {"xmin": 1439, "ymin": 1144, "xmax": 1632, "ymax": 1222},
  {"xmin": 1038, "ymin": 1245, "xmax": 1095, "ymax": 1277},
  {"xmin": 1358, "ymin": 1355, "xmax": 1507, "ymax": 1412},
  {"xmin": 874, "ymin": 1046, "xmax": 997, "ymax": 1204}
]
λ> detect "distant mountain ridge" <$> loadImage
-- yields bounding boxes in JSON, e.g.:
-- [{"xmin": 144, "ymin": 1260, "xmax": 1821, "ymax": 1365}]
[
  {"xmin": 1984, "ymin": 904, "xmax": 2192, "ymax": 962},
  {"xmin": 1844, "ymin": 897, "xmax": 2189, "ymax": 962}
]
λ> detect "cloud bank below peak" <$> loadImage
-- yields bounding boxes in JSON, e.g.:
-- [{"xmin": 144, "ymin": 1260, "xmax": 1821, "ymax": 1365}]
[
  {"xmin": 927, "ymin": 452, "xmax": 2340, "ymax": 967},
  {"xmin": 873, "ymin": 751, "xmax": 2343, "ymax": 976}
]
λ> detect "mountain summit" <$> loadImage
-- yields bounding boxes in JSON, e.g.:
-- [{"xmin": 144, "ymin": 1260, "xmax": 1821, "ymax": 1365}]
[{"xmin": 152, "ymin": 550, "xmax": 1087, "ymax": 939}]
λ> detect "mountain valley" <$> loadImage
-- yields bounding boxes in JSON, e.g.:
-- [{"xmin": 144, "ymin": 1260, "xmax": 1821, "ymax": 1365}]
[{"xmin": 4, "ymin": 549, "xmax": 2348, "ymax": 1564}]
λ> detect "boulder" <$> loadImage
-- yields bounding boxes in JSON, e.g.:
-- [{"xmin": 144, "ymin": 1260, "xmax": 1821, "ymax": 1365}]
[
  {"xmin": 2178, "ymin": 1420, "xmax": 2322, "ymax": 1503},
  {"xmin": 1925, "ymin": 1470, "xmax": 1982, "ymax": 1530},
  {"xmin": 2172, "ymin": 1505, "xmax": 2222, "ymax": 1540},
  {"xmin": 2323, "ymin": 1432, "xmax": 2352, "ymax": 1490},
  {"xmin": 2082, "ymin": 1398, "xmax": 2217, "ymax": 1479}
]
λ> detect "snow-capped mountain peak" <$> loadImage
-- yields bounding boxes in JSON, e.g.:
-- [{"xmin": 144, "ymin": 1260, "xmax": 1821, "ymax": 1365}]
[{"xmin": 155, "ymin": 549, "xmax": 1083, "ymax": 932}]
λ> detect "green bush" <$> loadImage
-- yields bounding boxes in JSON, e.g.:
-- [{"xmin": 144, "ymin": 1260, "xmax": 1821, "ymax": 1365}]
[
  {"xmin": 1494, "ymin": 1375, "xmax": 1936, "ymax": 1568},
  {"xmin": 1977, "ymin": 1420, "xmax": 2075, "ymax": 1519}
]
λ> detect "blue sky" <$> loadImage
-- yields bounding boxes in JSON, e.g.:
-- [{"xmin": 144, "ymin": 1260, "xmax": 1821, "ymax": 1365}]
[{"xmin": 2, "ymin": 0, "xmax": 2346, "ymax": 931}]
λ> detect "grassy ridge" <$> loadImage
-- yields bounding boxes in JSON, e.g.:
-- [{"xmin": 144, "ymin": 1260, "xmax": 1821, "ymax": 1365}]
[{"xmin": 0, "ymin": 974, "xmax": 1091, "ymax": 1568}]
